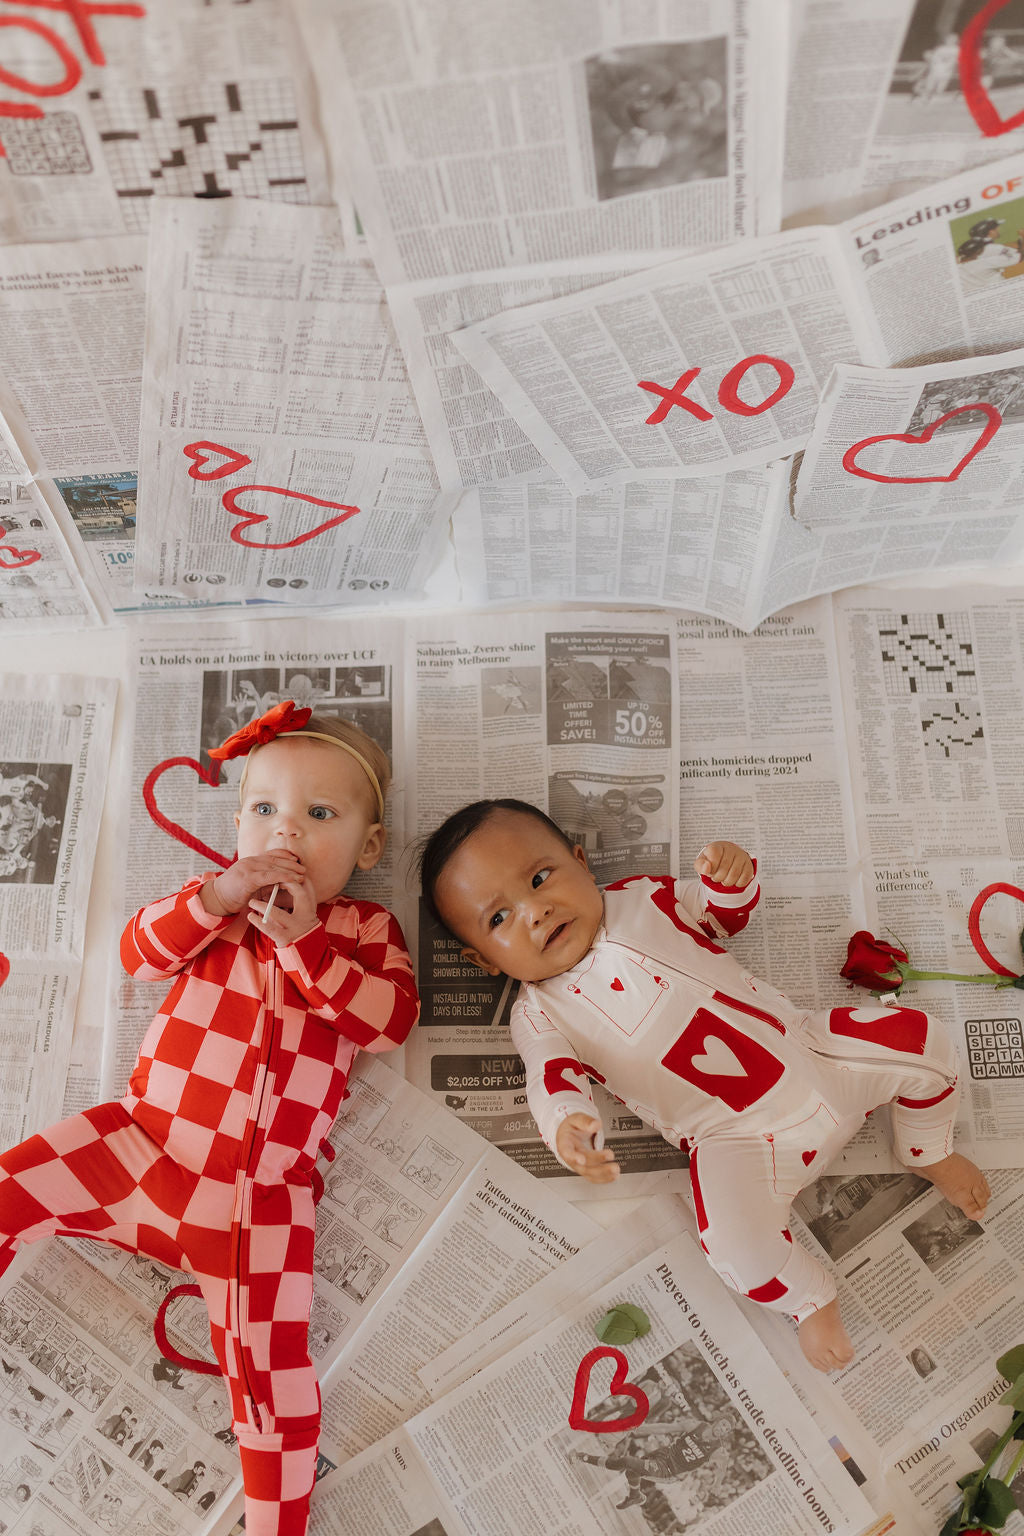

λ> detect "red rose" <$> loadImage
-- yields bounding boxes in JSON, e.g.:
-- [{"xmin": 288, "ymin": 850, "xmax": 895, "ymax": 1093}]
[{"xmin": 840, "ymin": 931, "xmax": 908, "ymax": 991}]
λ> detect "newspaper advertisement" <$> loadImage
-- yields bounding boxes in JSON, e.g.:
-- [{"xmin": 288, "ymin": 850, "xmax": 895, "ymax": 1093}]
[
  {"xmin": 134, "ymin": 197, "xmax": 452, "ymax": 606},
  {"xmin": 308, "ymin": 1228, "xmax": 877, "ymax": 1536},
  {"xmin": 297, "ymin": 0, "xmax": 778, "ymax": 287},
  {"xmin": 0, "ymin": 1051, "xmax": 596, "ymax": 1536},
  {"xmin": 0, "ymin": 672, "xmax": 116, "ymax": 1141},
  {"xmin": 407, "ymin": 608, "xmax": 686, "ymax": 1192},
  {"xmin": 0, "ymin": 0, "xmax": 328, "ymax": 247},
  {"xmin": 793, "ymin": 354, "xmax": 1024, "ymax": 584},
  {"xmin": 783, "ymin": 0, "xmax": 1024, "ymax": 225}
]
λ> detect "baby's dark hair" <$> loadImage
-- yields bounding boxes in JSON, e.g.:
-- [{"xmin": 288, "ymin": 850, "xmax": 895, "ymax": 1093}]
[{"xmin": 418, "ymin": 798, "xmax": 573, "ymax": 928}]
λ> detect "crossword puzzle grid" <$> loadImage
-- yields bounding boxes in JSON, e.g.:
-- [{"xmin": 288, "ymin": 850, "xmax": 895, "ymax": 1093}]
[
  {"xmin": 965, "ymin": 1017, "xmax": 1024, "ymax": 1079},
  {"xmin": 877, "ymin": 612, "xmax": 978, "ymax": 697},
  {"xmin": 917, "ymin": 698, "xmax": 985, "ymax": 760},
  {"xmin": 88, "ymin": 79, "xmax": 309, "ymax": 231}
]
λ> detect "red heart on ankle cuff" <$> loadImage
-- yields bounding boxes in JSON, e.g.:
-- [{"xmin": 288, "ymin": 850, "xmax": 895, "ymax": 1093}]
[
  {"xmin": 143, "ymin": 757, "xmax": 232, "ymax": 867},
  {"xmin": 569, "ymin": 1347, "xmax": 650, "ymax": 1433}
]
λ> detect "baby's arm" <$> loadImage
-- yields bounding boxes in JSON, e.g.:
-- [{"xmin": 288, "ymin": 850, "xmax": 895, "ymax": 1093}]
[
  {"xmin": 275, "ymin": 904, "xmax": 419, "ymax": 1051},
  {"xmin": 121, "ymin": 876, "xmax": 243, "ymax": 978},
  {"xmin": 511, "ymin": 1000, "xmax": 618, "ymax": 1183},
  {"xmin": 672, "ymin": 840, "xmax": 759, "ymax": 940}
]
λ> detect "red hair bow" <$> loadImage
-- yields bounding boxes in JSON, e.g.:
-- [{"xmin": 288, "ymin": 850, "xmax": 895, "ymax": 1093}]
[{"xmin": 208, "ymin": 700, "xmax": 312, "ymax": 761}]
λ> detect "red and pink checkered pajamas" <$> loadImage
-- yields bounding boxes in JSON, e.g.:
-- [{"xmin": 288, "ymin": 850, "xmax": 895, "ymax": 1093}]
[
  {"xmin": 0, "ymin": 876, "xmax": 419, "ymax": 1536},
  {"xmin": 511, "ymin": 870, "xmax": 961, "ymax": 1322}
]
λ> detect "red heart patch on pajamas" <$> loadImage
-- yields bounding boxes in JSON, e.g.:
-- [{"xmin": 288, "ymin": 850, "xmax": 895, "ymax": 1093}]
[
  {"xmin": 661, "ymin": 1010, "xmax": 785, "ymax": 1113},
  {"xmin": 0, "ymin": 530, "xmax": 41, "ymax": 569},
  {"xmin": 841, "ymin": 405, "xmax": 1001, "ymax": 484},
  {"xmin": 910, "ymin": 1148, "xmax": 923, "ymax": 1157},
  {"xmin": 801, "ymin": 1150, "xmax": 817, "ymax": 1166},
  {"xmin": 569, "ymin": 1347, "xmax": 650, "ymax": 1433},
  {"xmin": 143, "ymin": 756, "xmax": 232, "ymax": 867},
  {"xmin": 967, "ymin": 881, "xmax": 1024, "ymax": 978},
  {"xmin": 183, "ymin": 440, "xmax": 253, "ymax": 481},
  {"xmin": 610, "ymin": 978, "xmax": 624, "ymax": 991},
  {"xmin": 222, "ymin": 485, "xmax": 361, "ymax": 549},
  {"xmin": 960, "ymin": 1, "xmax": 1024, "ymax": 135}
]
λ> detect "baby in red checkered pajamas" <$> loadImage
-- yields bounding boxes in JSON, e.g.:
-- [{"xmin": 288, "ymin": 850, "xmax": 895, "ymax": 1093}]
[
  {"xmin": 0, "ymin": 702, "xmax": 419, "ymax": 1536},
  {"xmin": 419, "ymin": 799, "xmax": 990, "ymax": 1374}
]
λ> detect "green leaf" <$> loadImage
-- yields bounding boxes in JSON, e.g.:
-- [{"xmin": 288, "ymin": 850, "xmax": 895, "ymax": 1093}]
[
  {"xmin": 593, "ymin": 1305, "xmax": 651, "ymax": 1346},
  {"xmin": 976, "ymin": 1477, "xmax": 1017, "ymax": 1526},
  {"xmin": 958, "ymin": 1470, "xmax": 984, "ymax": 1491},
  {"xmin": 996, "ymin": 1344, "xmax": 1024, "ymax": 1384},
  {"xmin": 999, "ymin": 1379, "xmax": 1024, "ymax": 1409},
  {"xmin": 938, "ymin": 1512, "xmax": 963, "ymax": 1536}
]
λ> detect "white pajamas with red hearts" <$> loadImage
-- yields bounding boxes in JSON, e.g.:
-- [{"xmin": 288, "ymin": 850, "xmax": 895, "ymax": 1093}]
[
  {"xmin": 0, "ymin": 876, "xmax": 418, "ymax": 1536},
  {"xmin": 511, "ymin": 871, "xmax": 960, "ymax": 1322}
]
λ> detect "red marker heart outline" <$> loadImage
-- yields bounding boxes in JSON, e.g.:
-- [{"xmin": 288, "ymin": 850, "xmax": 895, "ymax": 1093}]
[
  {"xmin": 841, "ymin": 404, "xmax": 1001, "ymax": 484},
  {"xmin": 0, "ymin": 952, "xmax": 9, "ymax": 987},
  {"xmin": 568, "ymin": 1347, "xmax": 651, "ymax": 1433},
  {"xmin": 222, "ymin": 485, "xmax": 361, "ymax": 549},
  {"xmin": 0, "ymin": 529, "xmax": 41, "ymax": 569},
  {"xmin": 183, "ymin": 441, "xmax": 253, "ymax": 482},
  {"xmin": 968, "ymin": 881, "xmax": 1024, "ymax": 977},
  {"xmin": 960, "ymin": 1, "xmax": 1024, "ymax": 137},
  {"xmin": 142, "ymin": 756, "xmax": 232, "ymax": 868}
]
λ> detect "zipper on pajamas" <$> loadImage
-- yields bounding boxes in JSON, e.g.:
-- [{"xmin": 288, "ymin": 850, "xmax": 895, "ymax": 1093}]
[{"xmin": 228, "ymin": 944, "xmax": 281, "ymax": 1432}]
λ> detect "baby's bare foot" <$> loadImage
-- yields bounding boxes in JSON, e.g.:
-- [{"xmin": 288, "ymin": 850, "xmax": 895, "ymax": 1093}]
[
  {"xmin": 916, "ymin": 1151, "xmax": 990, "ymax": 1219},
  {"xmin": 799, "ymin": 1300, "xmax": 855, "ymax": 1373}
]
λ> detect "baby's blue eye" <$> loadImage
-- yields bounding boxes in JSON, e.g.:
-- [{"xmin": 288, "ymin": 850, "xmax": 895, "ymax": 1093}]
[
  {"xmin": 309, "ymin": 805, "xmax": 334, "ymax": 821},
  {"xmin": 254, "ymin": 802, "xmax": 274, "ymax": 816},
  {"xmin": 489, "ymin": 907, "xmax": 510, "ymax": 929},
  {"xmin": 532, "ymin": 868, "xmax": 551, "ymax": 888}
]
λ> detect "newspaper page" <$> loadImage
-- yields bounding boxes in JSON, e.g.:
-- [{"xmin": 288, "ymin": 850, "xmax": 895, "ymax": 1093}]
[
  {"xmin": 450, "ymin": 226, "xmax": 877, "ymax": 492},
  {"xmin": 793, "ymin": 355, "xmax": 1024, "ymax": 588},
  {"xmin": 0, "ymin": 428, "xmax": 98, "ymax": 628},
  {"xmin": 0, "ymin": 0, "xmax": 328, "ymax": 246},
  {"xmin": 308, "ymin": 1229, "xmax": 877, "ymax": 1536},
  {"xmin": 452, "ymin": 464, "xmax": 796, "ymax": 632},
  {"xmin": 0, "ymin": 1050, "xmax": 597, "ymax": 1536},
  {"xmin": 0, "ymin": 673, "xmax": 116, "ymax": 1141},
  {"xmin": 0, "ymin": 231, "xmax": 250, "ymax": 619},
  {"xmin": 386, "ymin": 260, "xmax": 664, "ymax": 490},
  {"xmin": 134, "ymin": 197, "xmax": 452, "ymax": 605},
  {"xmin": 828, "ymin": 584, "xmax": 1024, "ymax": 1171},
  {"xmin": 737, "ymin": 1161, "xmax": 1024, "ymax": 1534},
  {"xmin": 296, "ymin": 0, "xmax": 778, "ymax": 287},
  {"xmin": 407, "ymin": 607, "xmax": 687, "ymax": 1194},
  {"xmin": 783, "ymin": 0, "xmax": 1024, "ymax": 225}
]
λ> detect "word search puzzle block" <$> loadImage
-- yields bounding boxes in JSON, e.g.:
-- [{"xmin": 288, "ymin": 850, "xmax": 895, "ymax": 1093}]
[
  {"xmin": 877, "ymin": 611, "xmax": 977, "ymax": 697},
  {"xmin": 88, "ymin": 78, "xmax": 309, "ymax": 229},
  {"xmin": 964, "ymin": 1017, "xmax": 1024, "ymax": 1079},
  {"xmin": 0, "ymin": 112, "xmax": 91, "ymax": 175}
]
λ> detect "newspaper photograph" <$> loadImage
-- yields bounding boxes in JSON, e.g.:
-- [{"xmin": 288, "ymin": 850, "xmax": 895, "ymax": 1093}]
[
  {"xmin": 784, "ymin": 0, "xmax": 1024, "ymax": 225},
  {"xmin": 297, "ymin": 0, "xmax": 777, "ymax": 287},
  {"xmin": 134, "ymin": 198, "xmax": 452, "ymax": 605},
  {"xmin": 0, "ymin": 0, "xmax": 329, "ymax": 247},
  {"xmin": 406, "ymin": 608, "xmax": 685, "ymax": 1193},
  {"xmin": 310, "ymin": 1229, "xmax": 877, "ymax": 1536},
  {"xmin": 0, "ymin": 673, "xmax": 116, "ymax": 1142}
]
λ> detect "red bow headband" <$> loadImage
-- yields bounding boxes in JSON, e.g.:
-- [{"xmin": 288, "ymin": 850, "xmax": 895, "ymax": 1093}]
[
  {"xmin": 209, "ymin": 700, "xmax": 385, "ymax": 820},
  {"xmin": 208, "ymin": 700, "xmax": 311, "ymax": 761}
]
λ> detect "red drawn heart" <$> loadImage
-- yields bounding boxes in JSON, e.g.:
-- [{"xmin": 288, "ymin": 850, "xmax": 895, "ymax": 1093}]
[
  {"xmin": 910, "ymin": 1148, "xmax": 923, "ymax": 1158},
  {"xmin": 143, "ymin": 756, "xmax": 232, "ymax": 867},
  {"xmin": 960, "ymin": 1, "xmax": 1024, "ymax": 136},
  {"xmin": 841, "ymin": 404, "xmax": 1001, "ymax": 484},
  {"xmin": 610, "ymin": 978, "xmax": 624, "ymax": 991},
  {"xmin": 801, "ymin": 1149, "xmax": 817, "ymax": 1166},
  {"xmin": 0, "ymin": 952, "xmax": 8, "ymax": 987},
  {"xmin": 568, "ymin": 1347, "xmax": 651, "ymax": 1433},
  {"xmin": 222, "ymin": 485, "xmax": 361, "ymax": 549},
  {"xmin": 0, "ymin": 529, "xmax": 41, "ymax": 569},
  {"xmin": 968, "ymin": 881, "xmax": 1024, "ymax": 977},
  {"xmin": 183, "ymin": 440, "xmax": 252, "ymax": 482}
]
